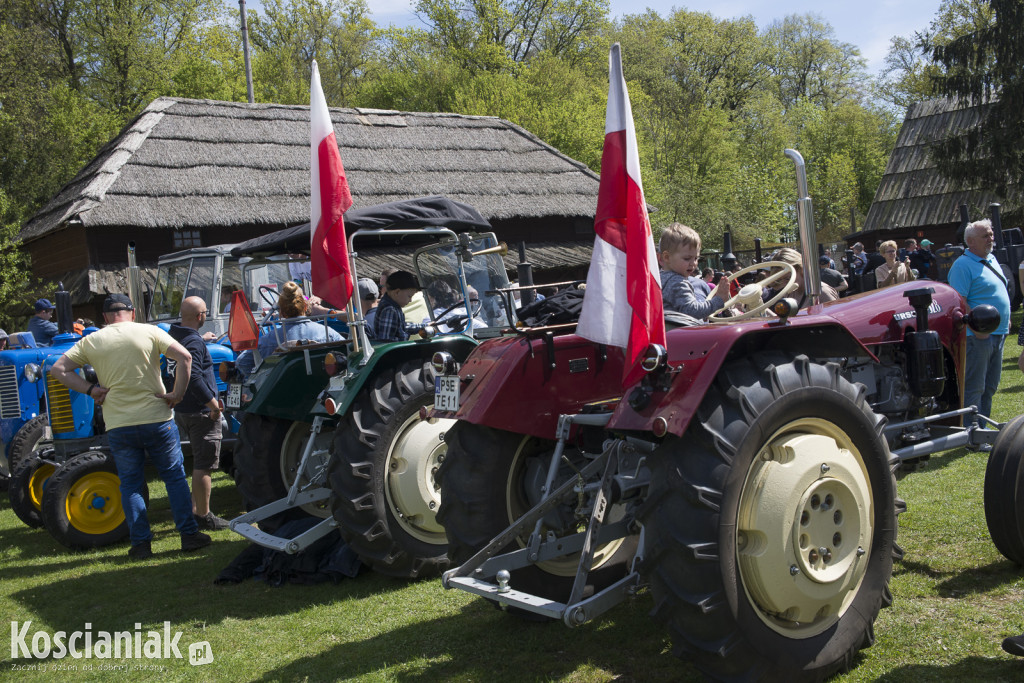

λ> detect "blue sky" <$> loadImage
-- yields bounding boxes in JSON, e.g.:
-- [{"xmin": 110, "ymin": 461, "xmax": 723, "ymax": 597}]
[{"xmin": 364, "ymin": 0, "xmax": 944, "ymax": 74}]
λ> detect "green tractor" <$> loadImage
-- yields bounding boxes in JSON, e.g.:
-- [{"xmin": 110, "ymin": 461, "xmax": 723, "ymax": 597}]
[{"xmin": 227, "ymin": 196, "xmax": 516, "ymax": 578}]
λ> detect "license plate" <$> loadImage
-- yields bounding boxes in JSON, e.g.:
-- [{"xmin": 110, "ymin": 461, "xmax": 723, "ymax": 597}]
[
  {"xmin": 226, "ymin": 383, "xmax": 242, "ymax": 409},
  {"xmin": 434, "ymin": 375, "xmax": 460, "ymax": 412}
]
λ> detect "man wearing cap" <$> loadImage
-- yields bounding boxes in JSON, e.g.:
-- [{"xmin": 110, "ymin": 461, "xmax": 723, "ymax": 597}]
[
  {"xmin": 357, "ymin": 277, "xmax": 380, "ymax": 335},
  {"xmin": 909, "ymin": 238, "xmax": 934, "ymax": 279},
  {"xmin": 50, "ymin": 292, "xmax": 211, "ymax": 559},
  {"xmin": 819, "ymin": 255, "xmax": 849, "ymax": 293},
  {"xmin": 0, "ymin": 328, "xmax": 7, "ymax": 351},
  {"xmin": 28, "ymin": 299, "xmax": 59, "ymax": 346},
  {"xmin": 372, "ymin": 270, "xmax": 420, "ymax": 342}
]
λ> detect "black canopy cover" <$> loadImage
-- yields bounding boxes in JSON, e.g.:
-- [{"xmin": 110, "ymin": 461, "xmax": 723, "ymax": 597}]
[{"xmin": 231, "ymin": 196, "xmax": 492, "ymax": 257}]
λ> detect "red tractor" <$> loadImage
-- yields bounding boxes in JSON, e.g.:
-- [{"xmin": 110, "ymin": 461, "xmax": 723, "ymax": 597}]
[{"xmin": 431, "ymin": 151, "xmax": 1020, "ymax": 680}]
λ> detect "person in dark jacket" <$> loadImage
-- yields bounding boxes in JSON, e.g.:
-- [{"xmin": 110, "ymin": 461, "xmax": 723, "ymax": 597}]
[
  {"xmin": 28, "ymin": 299, "xmax": 59, "ymax": 346},
  {"xmin": 169, "ymin": 296, "xmax": 229, "ymax": 531}
]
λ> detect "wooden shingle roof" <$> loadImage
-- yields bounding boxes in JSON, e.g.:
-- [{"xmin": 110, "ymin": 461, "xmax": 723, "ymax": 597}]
[
  {"xmin": 864, "ymin": 98, "xmax": 1021, "ymax": 232},
  {"xmin": 20, "ymin": 97, "xmax": 602, "ymax": 241}
]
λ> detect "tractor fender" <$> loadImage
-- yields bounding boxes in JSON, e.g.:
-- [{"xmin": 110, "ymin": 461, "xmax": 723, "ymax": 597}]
[
  {"xmin": 244, "ymin": 342, "xmax": 346, "ymax": 421},
  {"xmin": 327, "ymin": 335, "xmax": 478, "ymax": 417},
  {"xmin": 439, "ymin": 330, "xmax": 627, "ymax": 440}
]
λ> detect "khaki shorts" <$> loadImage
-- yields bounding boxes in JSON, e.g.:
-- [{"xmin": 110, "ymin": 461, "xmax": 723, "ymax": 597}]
[{"xmin": 174, "ymin": 412, "xmax": 222, "ymax": 471}]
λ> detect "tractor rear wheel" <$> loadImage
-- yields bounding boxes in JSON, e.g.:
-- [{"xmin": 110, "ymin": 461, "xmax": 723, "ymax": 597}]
[
  {"xmin": 8, "ymin": 415, "xmax": 51, "ymax": 478},
  {"xmin": 10, "ymin": 455, "xmax": 58, "ymax": 528},
  {"xmin": 983, "ymin": 414, "xmax": 1024, "ymax": 564},
  {"xmin": 41, "ymin": 452, "xmax": 134, "ymax": 549},
  {"xmin": 640, "ymin": 353, "xmax": 900, "ymax": 681},
  {"xmin": 233, "ymin": 414, "xmax": 313, "ymax": 532},
  {"xmin": 436, "ymin": 422, "xmax": 637, "ymax": 605},
  {"xmin": 328, "ymin": 359, "xmax": 450, "ymax": 578}
]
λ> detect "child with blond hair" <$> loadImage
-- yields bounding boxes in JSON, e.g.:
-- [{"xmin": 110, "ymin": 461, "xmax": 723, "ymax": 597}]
[{"xmin": 659, "ymin": 223, "xmax": 729, "ymax": 319}]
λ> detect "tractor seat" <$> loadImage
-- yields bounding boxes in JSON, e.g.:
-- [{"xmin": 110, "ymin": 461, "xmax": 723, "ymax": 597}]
[{"xmin": 8, "ymin": 332, "xmax": 37, "ymax": 348}]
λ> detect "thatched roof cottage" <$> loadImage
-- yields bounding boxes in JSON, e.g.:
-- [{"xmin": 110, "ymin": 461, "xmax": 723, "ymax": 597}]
[{"xmin": 20, "ymin": 97, "xmax": 602, "ymax": 313}]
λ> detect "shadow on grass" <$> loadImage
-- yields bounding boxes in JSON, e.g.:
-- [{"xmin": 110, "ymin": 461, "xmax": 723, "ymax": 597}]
[
  {"xmin": 251, "ymin": 597, "xmax": 695, "ymax": 682},
  {"xmin": 934, "ymin": 559, "xmax": 1024, "ymax": 597},
  {"xmin": 6, "ymin": 533, "xmax": 413, "ymax": 626},
  {"xmin": 875, "ymin": 655, "xmax": 1024, "ymax": 682},
  {"xmin": 894, "ymin": 556, "xmax": 1022, "ymax": 597},
  {"xmin": 894, "ymin": 558, "xmax": 947, "ymax": 580}
]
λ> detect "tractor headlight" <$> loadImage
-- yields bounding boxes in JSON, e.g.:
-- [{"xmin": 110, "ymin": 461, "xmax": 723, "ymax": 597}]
[
  {"xmin": 432, "ymin": 351, "xmax": 457, "ymax": 375},
  {"xmin": 24, "ymin": 363, "xmax": 41, "ymax": 382},
  {"xmin": 639, "ymin": 344, "xmax": 667, "ymax": 373}
]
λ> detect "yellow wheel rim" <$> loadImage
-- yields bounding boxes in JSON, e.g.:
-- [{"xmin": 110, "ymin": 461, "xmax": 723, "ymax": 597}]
[
  {"xmin": 63, "ymin": 471, "xmax": 124, "ymax": 535},
  {"xmin": 28, "ymin": 464, "xmax": 56, "ymax": 512},
  {"xmin": 737, "ymin": 417, "xmax": 873, "ymax": 638}
]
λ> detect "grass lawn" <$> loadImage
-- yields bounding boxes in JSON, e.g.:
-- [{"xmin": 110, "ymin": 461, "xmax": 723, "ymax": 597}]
[{"xmin": 2, "ymin": 326, "xmax": 1024, "ymax": 681}]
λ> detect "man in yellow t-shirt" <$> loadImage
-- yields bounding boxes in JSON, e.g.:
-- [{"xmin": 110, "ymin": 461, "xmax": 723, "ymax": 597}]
[{"xmin": 51, "ymin": 293, "xmax": 212, "ymax": 560}]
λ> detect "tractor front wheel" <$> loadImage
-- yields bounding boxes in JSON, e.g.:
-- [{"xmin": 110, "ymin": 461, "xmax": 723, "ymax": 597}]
[
  {"xmin": 640, "ymin": 353, "xmax": 901, "ymax": 681},
  {"xmin": 10, "ymin": 455, "xmax": 58, "ymax": 528},
  {"xmin": 8, "ymin": 415, "xmax": 51, "ymax": 478},
  {"xmin": 328, "ymin": 359, "xmax": 450, "ymax": 578},
  {"xmin": 41, "ymin": 452, "xmax": 135, "ymax": 550}
]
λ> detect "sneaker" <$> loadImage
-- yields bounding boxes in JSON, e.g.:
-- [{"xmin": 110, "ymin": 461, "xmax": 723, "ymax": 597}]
[
  {"xmin": 180, "ymin": 531, "xmax": 212, "ymax": 552},
  {"xmin": 128, "ymin": 541, "xmax": 152, "ymax": 560},
  {"xmin": 194, "ymin": 512, "xmax": 231, "ymax": 531},
  {"xmin": 1003, "ymin": 634, "xmax": 1024, "ymax": 657}
]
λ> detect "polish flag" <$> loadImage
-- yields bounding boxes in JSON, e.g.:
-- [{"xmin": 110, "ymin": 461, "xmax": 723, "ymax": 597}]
[
  {"xmin": 576, "ymin": 43, "xmax": 666, "ymax": 388},
  {"xmin": 310, "ymin": 60, "xmax": 354, "ymax": 309}
]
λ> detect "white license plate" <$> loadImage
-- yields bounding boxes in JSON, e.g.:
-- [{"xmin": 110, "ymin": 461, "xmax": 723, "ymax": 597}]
[
  {"xmin": 434, "ymin": 375, "xmax": 460, "ymax": 412},
  {"xmin": 226, "ymin": 383, "xmax": 242, "ymax": 409}
]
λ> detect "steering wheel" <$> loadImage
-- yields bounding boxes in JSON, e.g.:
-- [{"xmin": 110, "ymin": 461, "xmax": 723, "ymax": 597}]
[
  {"xmin": 707, "ymin": 261, "xmax": 798, "ymax": 322},
  {"xmin": 431, "ymin": 295, "xmax": 483, "ymax": 324},
  {"xmin": 258, "ymin": 285, "xmax": 280, "ymax": 310}
]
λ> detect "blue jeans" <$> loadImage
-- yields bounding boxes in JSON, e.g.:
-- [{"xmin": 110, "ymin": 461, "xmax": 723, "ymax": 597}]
[
  {"xmin": 964, "ymin": 334, "xmax": 1006, "ymax": 427},
  {"xmin": 107, "ymin": 420, "xmax": 198, "ymax": 544}
]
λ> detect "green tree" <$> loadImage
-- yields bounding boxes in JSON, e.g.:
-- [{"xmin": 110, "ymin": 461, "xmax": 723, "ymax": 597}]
[
  {"xmin": 249, "ymin": 0, "xmax": 377, "ymax": 105},
  {"xmin": 413, "ymin": 0, "xmax": 609, "ymax": 73},
  {"xmin": 926, "ymin": 0, "xmax": 1023, "ymax": 195},
  {"xmin": 876, "ymin": 0, "xmax": 993, "ymax": 111},
  {"xmin": 764, "ymin": 13, "xmax": 867, "ymax": 108}
]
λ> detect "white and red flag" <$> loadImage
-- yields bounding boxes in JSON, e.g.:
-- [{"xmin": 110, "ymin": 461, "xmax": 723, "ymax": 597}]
[
  {"xmin": 310, "ymin": 60, "xmax": 354, "ymax": 308},
  {"xmin": 576, "ymin": 43, "xmax": 666, "ymax": 388}
]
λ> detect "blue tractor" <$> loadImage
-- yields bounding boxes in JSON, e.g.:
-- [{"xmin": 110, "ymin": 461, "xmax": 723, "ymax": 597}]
[
  {"xmin": 6, "ymin": 246, "xmax": 239, "ymax": 549},
  {"xmin": 0, "ymin": 290, "xmax": 84, "ymax": 490}
]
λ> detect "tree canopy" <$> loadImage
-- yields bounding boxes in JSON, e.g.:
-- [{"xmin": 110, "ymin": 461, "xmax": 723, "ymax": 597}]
[
  {"xmin": 4, "ymin": 0, "xmax": 969, "ymax": 325},
  {"xmin": 927, "ymin": 0, "xmax": 1024, "ymax": 196}
]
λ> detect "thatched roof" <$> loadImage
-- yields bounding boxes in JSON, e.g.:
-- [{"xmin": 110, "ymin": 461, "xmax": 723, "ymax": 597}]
[
  {"xmin": 864, "ymin": 98, "xmax": 1022, "ymax": 233},
  {"xmin": 20, "ymin": 98, "xmax": 601, "ymax": 242}
]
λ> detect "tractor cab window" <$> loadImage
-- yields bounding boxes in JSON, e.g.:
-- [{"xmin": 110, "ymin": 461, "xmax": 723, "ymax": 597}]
[
  {"xmin": 151, "ymin": 256, "xmax": 217, "ymax": 320},
  {"xmin": 414, "ymin": 234, "xmax": 511, "ymax": 331},
  {"xmin": 242, "ymin": 255, "xmax": 313, "ymax": 317}
]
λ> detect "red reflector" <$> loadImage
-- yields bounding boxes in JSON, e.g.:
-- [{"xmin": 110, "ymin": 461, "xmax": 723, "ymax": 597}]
[
  {"xmin": 325, "ymin": 398, "xmax": 338, "ymax": 415},
  {"xmin": 219, "ymin": 361, "xmax": 229, "ymax": 383},
  {"xmin": 652, "ymin": 416, "xmax": 669, "ymax": 438}
]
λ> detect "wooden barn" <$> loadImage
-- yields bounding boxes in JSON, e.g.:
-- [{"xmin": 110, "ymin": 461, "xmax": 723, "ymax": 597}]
[
  {"xmin": 854, "ymin": 98, "xmax": 1023, "ymax": 250},
  {"xmin": 19, "ymin": 97, "xmax": 602, "ymax": 319}
]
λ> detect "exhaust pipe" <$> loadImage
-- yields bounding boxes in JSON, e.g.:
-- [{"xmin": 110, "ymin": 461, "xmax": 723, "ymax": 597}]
[
  {"xmin": 127, "ymin": 242, "xmax": 147, "ymax": 323},
  {"xmin": 784, "ymin": 149, "xmax": 821, "ymax": 304}
]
